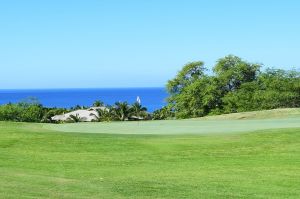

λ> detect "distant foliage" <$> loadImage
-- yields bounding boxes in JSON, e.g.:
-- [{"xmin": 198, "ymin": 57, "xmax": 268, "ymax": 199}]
[
  {"xmin": 167, "ymin": 55, "xmax": 300, "ymax": 118},
  {"xmin": 0, "ymin": 99, "xmax": 149, "ymax": 123},
  {"xmin": 0, "ymin": 98, "xmax": 44, "ymax": 122},
  {"xmin": 92, "ymin": 100, "xmax": 105, "ymax": 107},
  {"xmin": 41, "ymin": 108, "xmax": 66, "ymax": 123},
  {"xmin": 67, "ymin": 114, "xmax": 82, "ymax": 123},
  {"xmin": 109, "ymin": 102, "xmax": 148, "ymax": 121},
  {"xmin": 70, "ymin": 105, "xmax": 87, "ymax": 111},
  {"xmin": 90, "ymin": 102, "xmax": 149, "ymax": 122},
  {"xmin": 152, "ymin": 106, "xmax": 174, "ymax": 120},
  {"xmin": 90, "ymin": 107, "xmax": 115, "ymax": 122}
]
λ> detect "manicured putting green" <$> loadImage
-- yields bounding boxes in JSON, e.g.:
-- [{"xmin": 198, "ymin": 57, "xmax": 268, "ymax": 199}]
[
  {"xmin": 45, "ymin": 108, "xmax": 300, "ymax": 135},
  {"xmin": 45, "ymin": 117, "xmax": 300, "ymax": 135}
]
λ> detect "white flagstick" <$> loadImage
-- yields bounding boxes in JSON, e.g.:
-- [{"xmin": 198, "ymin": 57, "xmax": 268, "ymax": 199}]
[
  {"xmin": 137, "ymin": 96, "xmax": 141, "ymax": 104},
  {"xmin": 136, "ymin": 96, "xmax": 141, "ymax": 126}
]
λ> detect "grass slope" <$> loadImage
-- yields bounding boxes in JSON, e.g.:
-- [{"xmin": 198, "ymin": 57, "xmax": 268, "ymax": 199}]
[
  {"xmin": 199, "ymin": 108, "xmax": 300, "ymax": 120},
  {"xmin": 45, "ymin": 108, "xmax": 300, "ymax": 135},
  {"xmin": 1, "ymin": 109, "xmax": 300, "ymax": 198}
]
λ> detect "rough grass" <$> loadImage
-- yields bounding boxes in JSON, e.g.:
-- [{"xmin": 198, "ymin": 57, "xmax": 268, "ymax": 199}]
[{"xmin": 1, "ymin": 109, "xmax": 300, "ymax": 198}]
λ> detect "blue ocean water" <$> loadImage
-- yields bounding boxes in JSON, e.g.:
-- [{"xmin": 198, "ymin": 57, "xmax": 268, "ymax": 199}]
[{"xmin": 0, "ymin": 88, "xmax": 168, "ymax": 112}]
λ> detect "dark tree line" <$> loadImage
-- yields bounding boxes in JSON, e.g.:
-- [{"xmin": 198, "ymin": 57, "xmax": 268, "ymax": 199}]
[
  {"xmin": 89, "ymin": 101, "xmax": 149, "ymax": 122},
  {"xmin": 0, "ymin": 98, "xmax": 66, "ymax": 123},
  {"xmin": 166, "ymin": 55, "xmax": 300, "ymax": 118},
  {"xmin": 0, "ymin": 99, "xmax": 149, "ymax": 123}
]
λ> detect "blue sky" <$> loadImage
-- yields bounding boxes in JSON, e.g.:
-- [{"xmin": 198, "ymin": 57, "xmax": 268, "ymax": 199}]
[{"xmin": 0, "ymin": 0, "xmax": 299, "ymax": 89}]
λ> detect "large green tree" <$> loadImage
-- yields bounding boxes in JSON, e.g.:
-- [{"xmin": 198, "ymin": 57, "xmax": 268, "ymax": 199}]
[
  {"xmin": 130, "ymin": 102, "xmax": 147, "ymax": 118},
  {"xmin": 0, "ymin": 98, "xmax": 45, "ymax": 122},
  {"xmin": 166, "ymin": 55, "xmax": 299, "ymax": 119},
  {"xmin": 167, "ymin": 61, "xmax": 206, "ymax": 95},
  {"xmin": 213, "ymin": 55, "xmax": 261, "ymax": 93},
  {"xmin": 167, "ymin": 61, "xmax": 211, "ymax": 118}
]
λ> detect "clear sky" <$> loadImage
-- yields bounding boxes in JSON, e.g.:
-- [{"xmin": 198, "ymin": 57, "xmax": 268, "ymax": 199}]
[{"xmin": 0, "ymin": 0, "xmax": 299, "ymax": 89}]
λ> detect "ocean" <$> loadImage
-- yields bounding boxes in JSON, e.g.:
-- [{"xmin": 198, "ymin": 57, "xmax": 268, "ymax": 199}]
[{"xmin": 0, "ymin": 88, "xmax": 168, "ymax": 112}]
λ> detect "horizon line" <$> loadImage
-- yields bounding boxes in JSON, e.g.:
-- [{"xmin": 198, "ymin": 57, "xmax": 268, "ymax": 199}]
[{"xmin": 0, "ymin": 86, "xmax": 166, "ymax": 90}]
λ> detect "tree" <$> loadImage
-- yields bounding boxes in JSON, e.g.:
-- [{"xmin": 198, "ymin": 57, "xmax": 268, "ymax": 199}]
[
  {"xmin": 90, "ymin": 107, "xmax": 113, "ymax": 122},
  {"xmin": 213, "ymin": 55, "xmax": 261, "ymax": 92},
  {"xmin": 257, "ymin": 68, "xmax": 300, "ymax": 108},
  {"xmin": 67, "ymin": 114, "xmax": 82, "ymax": 123},
  {"xmin": 222, "ymin": 81, "xmax": 261, "ymax": 113},
  {"xmin": 19, "ymin": 104, "xmax": 44, "ymax": 122},
  {"xmin": 152, "ymin": 106, "xmax": 174, "ymax": 120},
  {"xmin": 42, "ymin": 108, "xmax": 66, "ymax": 123},
  {"xmin": 167, "ymin": 61, "xmax": 206, "ymax": 95},
  {"xmin": 113, "ymin": 102, "xmax": 132, "ymax": 121},
  {"xmin": 93, "ymin": 100, "xmax": 104, "ymax": 107},
  {"xmin": 165, "ymin": 55, "xmax": 299, "ymax": 119},
  {"xmin": 166, "ymin": 61, "xmax": 209, "ymax": 118},
  {"xmin": 130, "ymin": 102, "xmax": 147, "ymax": 118},
  {"xmin": 70, "ymin": 105, "xmax": 85, "ymax": 111},
  {"xmin": 0, "ymin": 103, "xmax": 21, "ymax": 121}
]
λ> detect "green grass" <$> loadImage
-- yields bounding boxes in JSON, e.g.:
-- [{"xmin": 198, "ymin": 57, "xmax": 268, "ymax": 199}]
[
  {"xmin": 1, "ymin": 109, "xmax": 300, "ymax": 198},
  {"xmin": 200, "ymin": 108, "xmax": 300, "ymax": 120},
  {"xmin": 44, "ymin": 108, "xmax": 300, "ymax": 135}
]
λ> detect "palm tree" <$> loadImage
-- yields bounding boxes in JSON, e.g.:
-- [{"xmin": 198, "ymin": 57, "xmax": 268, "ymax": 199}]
[
  {"xmin": 114, "ymin": 101, "xmax": 132, "ymax": 121},
  {"xmin": 152, "ymin": 106, "xmax": 174, "ymax": 120},
  {"xmin": 90, "ymin": 107, "xmax": 112, "ymax": 122},
  {"xmin": 68, "ymin": 114, "xmax": 82, "ymax": 123},
  {"xmin": 70, "ymin": 105, "xmax": 83, "ymax": 111},
  {"xmin": 93, "ymin": 100, "xmax": 104, "ymax": 107},
  {"xmin": 130, "ymin": 102, "xmax": 147, "ymax": 119}
]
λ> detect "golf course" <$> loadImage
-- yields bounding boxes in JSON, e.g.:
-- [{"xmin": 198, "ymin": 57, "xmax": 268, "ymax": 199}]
[{"xmin": 1, "ymin": 108, "xmax": 300, "ymax": 199}]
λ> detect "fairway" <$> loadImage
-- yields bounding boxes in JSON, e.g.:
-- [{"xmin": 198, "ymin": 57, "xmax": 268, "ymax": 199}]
[{"xmin": 1, "ymin": 110, "xmax": 300, "ymax": 198}]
